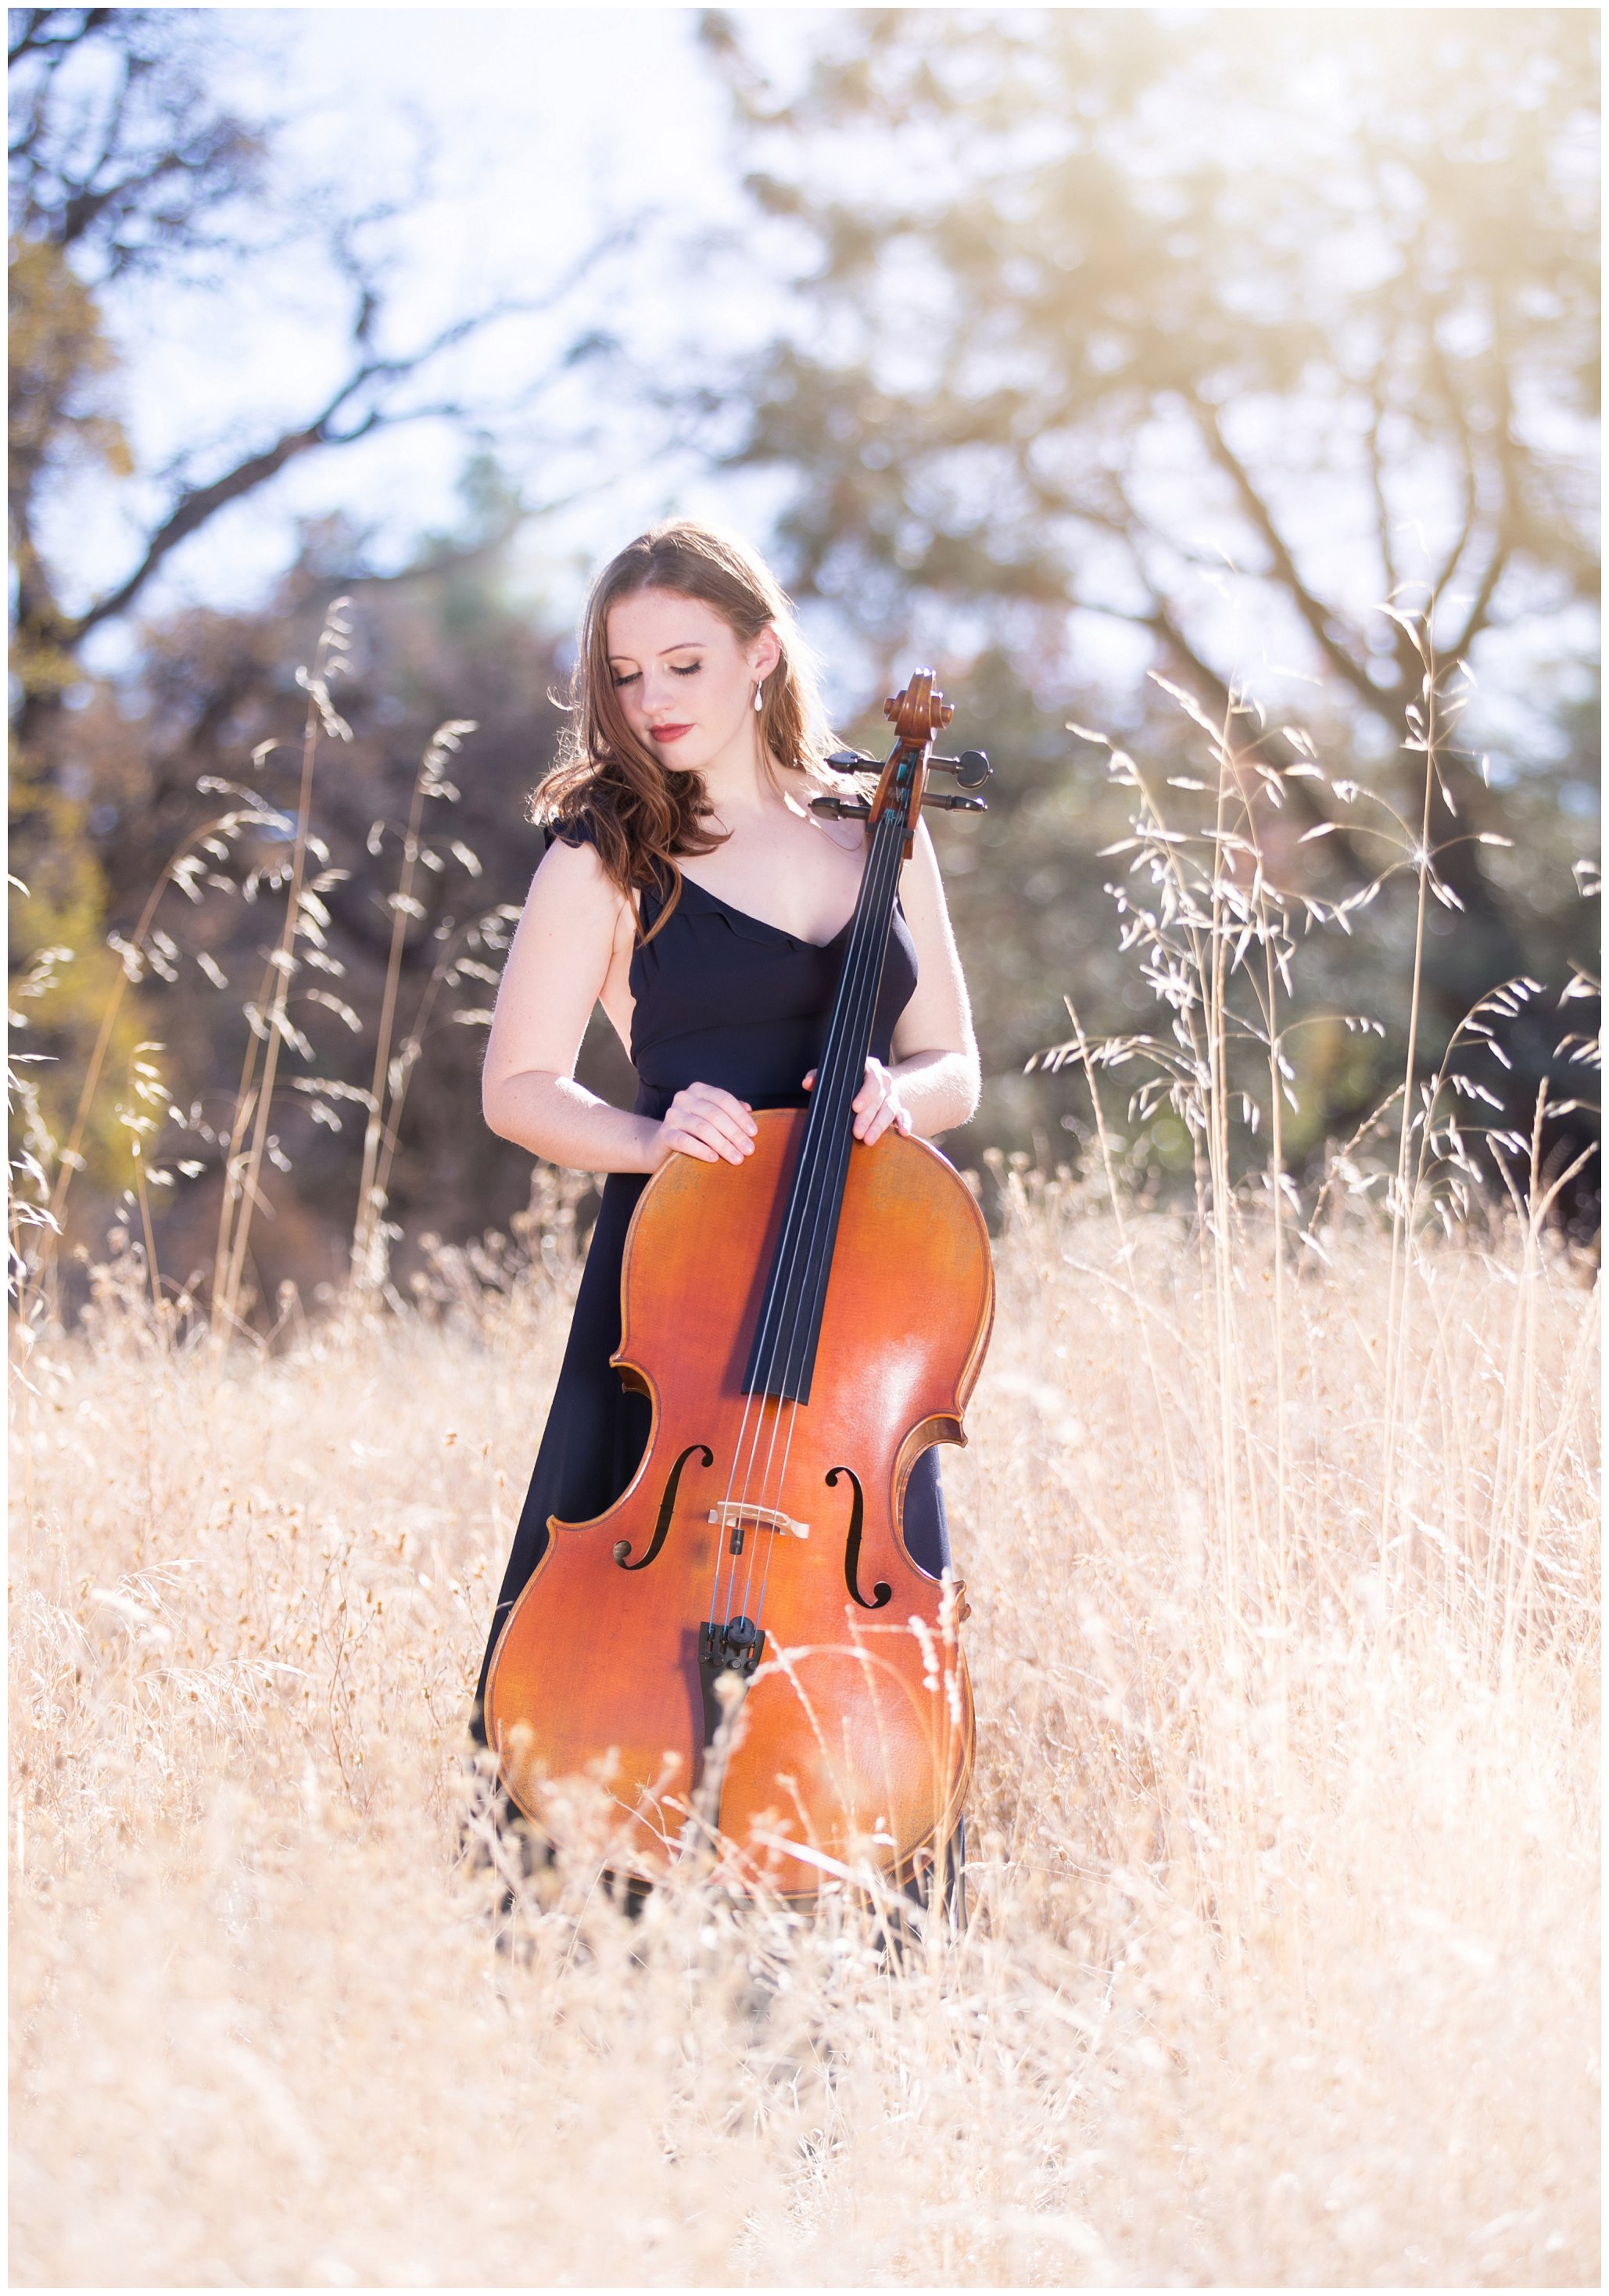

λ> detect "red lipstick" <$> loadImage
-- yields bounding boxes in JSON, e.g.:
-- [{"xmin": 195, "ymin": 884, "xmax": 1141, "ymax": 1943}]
[{"xmin": 648, "ymin": 723, "xmax": 693, "ymax": 742}]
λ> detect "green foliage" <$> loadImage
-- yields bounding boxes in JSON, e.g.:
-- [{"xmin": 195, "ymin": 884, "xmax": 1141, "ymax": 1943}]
[
  {"xmin": 9, "ymin": 9, "xmax": 272, "ymax": 1207},
  {"xmin": 7, "ymin": 228, "xmax": 145, "ymax": 1196},
  {"xmin": 29, "ymin": 503, "xmax": 572, "ymax": 1314},
  {"xmin": 710, "ymin": 13, "xmax": 1597, "ymax": 687},
  {"xmin": 8, "ymin": 11, "xmax": 1599, "ymax": 1308},
  {"xmin": 702, "ymin": 9, "xmax": 1599, "ymax": 1193}
]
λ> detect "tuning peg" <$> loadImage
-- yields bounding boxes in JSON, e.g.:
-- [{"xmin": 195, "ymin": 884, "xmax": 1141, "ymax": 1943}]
[
  {"xmin": 810, "ymin": 796, "xmax": 872, "ymax": 821},
  {"xmin": 823, "ymin": 749, "xmax": 877, "ymax": 774},
  {"xmin": 924, "ymin": 792, "xmax": 987, "ymax": 813},
  {"xmin": 930, "ymin": 750, "xmax": 991, "ymax": 790}
]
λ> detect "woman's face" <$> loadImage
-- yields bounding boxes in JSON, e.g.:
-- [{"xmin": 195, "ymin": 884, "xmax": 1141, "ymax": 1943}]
[{"xmin": 604, "ymin": 587, "xmax": 780, "ymax": 777}]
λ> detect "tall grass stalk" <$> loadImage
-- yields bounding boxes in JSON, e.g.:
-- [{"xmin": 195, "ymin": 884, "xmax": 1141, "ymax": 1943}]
[
  {"xmin": 9, "ymin": 598, "xmax": 1598, "ymax": 2283},
  {"xmin": 210, "ymin": 603, "xmax": 353, "ymax": 1344},
  {"xmin": 1377, "ymin": 609, "xmax": 1453, "ymax": 1568},
  {"xmin": 9, "ymin": 1181, "xmax": 1596, "ymax": 2285},
  {"xmin": 14, "ymin": 789, "xmax": 283, "ymax": 1333},
  {"xmin": 347, "ymin": 719, "xmax": 478, "ymax": 1311}
]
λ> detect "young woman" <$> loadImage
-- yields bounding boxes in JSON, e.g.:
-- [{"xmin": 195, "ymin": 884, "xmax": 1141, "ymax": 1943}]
[{"xmin": 471, "ymin": 520, "xmax": 980, "ymax": 1751}]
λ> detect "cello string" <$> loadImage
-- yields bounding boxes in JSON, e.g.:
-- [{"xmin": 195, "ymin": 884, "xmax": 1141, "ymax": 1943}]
[
  {"xmin": 771, "ymin": 814, "xmax": 904, "ymax": 1407},
  {"xmin": 722, "ymin": 813, "xmax": 901, "ymax": 1630},
  {"xmin": 747, "ymin": 825, "xmax": 903, "ymax": 1613},
  {"xmin": 720, "ymin": 808, "xmax": 899, "ymax": 1634},
  {"xmin": 744, "ymin": 848, "xmax": 905, "ymax": 1639},
  {"xmin": 760, "ymin": 810, "xmax": 900, "ymax": 1395},
  {"xmin": 718, "ymin": 713, "xmax": 923, "ymax": 1638},
  {"xmin": 737, "ymin": 958, "xmax": 885, "ymax": 1631},
  {"xmin": 747, "ymin": 820, "xmax": 900, "ymax": 1469},
  {"xmin": 737, "ymin": 809, "xmax": 909, "ymax": 1635},
  {"xmin": 733, "ymin": 848, "xmax": 894, "ymax": 1628},
  {"xmin": 704, "ymin": 805, "xmax": 896, "ymax": 1634},
  {"xmin": 704, "ymin": 823, "xmax": 884, "ymax": 1620}
]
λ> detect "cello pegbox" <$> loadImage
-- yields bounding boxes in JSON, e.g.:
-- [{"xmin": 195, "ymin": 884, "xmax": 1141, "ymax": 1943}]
[
  {"xmin": 869, "ymin": 668, "xmax": 964, "ymax": 857},
  {"xmin": 883, "ymin": 670, "xmax": 955, "ymax": 742}
]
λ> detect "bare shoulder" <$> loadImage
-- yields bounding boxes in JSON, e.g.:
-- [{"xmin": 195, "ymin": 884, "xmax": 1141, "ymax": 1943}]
[{"xmin": 526, "ymin": 831, "xmax": 630, "ymax": 928}]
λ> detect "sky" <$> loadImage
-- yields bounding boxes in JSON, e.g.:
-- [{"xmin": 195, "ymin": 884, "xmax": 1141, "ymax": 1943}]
[
  {"xmin": 45, "ymin": 7, "xmax": 1428, "ymax": 719},
  {"xmin": 61, "ymin": 9, "xmax": 810, "ymax": 668},
  {"xmin": 33, "ymin": 5, "xmax": 1600, "ymax": 773}
]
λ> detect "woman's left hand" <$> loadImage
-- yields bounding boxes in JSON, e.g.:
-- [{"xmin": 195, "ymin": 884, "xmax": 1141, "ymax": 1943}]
[{"xmin": 802, "ymin": 1057, "xmax": 914, "ymax": 1145}]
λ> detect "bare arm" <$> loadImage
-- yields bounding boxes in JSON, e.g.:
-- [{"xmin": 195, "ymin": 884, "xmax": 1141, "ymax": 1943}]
[
  {"xmin": 887, "ymin": 820, "xmax": 980, "ymax": 1133},
  {"xmin": 481, "ymin": 839, "xmax": 757, "ymax": 1172}
]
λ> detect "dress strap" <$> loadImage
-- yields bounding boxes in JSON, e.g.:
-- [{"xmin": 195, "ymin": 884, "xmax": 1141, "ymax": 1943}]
[
  {"xmin": 632, "ymin": 859, "xmax": 679, "ymax": 941},
  {"xmin": 543, "ymin": 818, "xmax": 675, "ymax": 944}
]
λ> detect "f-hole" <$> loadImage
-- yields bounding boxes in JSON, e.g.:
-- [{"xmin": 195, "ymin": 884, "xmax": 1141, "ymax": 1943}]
[
  {"xmin": 615, "ymin": 1443, "xmax": 712, "ymax": 1570},
  {"xmin": 827, "ymin": 1465, "xmax": 891, "ymax": 1609}
]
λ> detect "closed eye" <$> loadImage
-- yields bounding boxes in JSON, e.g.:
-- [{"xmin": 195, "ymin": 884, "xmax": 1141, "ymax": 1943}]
[{"xmin": 671, "ymin": 662, "xmax": 701, "ymax": 677}]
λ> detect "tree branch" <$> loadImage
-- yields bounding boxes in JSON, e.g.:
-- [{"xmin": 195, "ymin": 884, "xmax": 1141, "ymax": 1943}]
[
  {"xmin": 1446, "ymin": 529, "xmax": 1513, "ymax": 665},
  {"xmin": 7, "ymin": 8, "xmax": 113, "ymax": 70},
  {"xmin": 1190, "ymin": 395, "xmax": 1388, "ymax": 710},
  {"xmin": 1446, "ymin": 365, "xmax": 1519, "ymax": 662},
  {"xmin": 63, "ymin": 228, "xmax": 630, "ymax": 640},
  {"xmin": 1365, "ymin": 386, "xmax": 1399, "ymax": 601}
]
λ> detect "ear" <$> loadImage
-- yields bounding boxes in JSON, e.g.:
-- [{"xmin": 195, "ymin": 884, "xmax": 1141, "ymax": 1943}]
[{"xmin": 749, "ymin": 625, "xmax": 783, "ymax": 683}]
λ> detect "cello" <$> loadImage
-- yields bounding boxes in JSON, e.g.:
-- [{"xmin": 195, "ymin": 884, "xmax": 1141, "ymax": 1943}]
[{"xmin": 484, "ymin": 672, "xmax": 995, "ymax": 1902}]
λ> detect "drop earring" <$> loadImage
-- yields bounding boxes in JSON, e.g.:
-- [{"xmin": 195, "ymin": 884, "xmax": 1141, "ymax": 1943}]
[{"xmin": 754, "ymin": 680, "xmax": 765, "ymax": 713}]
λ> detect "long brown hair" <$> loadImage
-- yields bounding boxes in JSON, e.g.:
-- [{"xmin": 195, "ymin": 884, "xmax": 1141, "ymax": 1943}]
[{"xmin": 534, "ymin": 521, "xmax": 836, "ymax": 936}]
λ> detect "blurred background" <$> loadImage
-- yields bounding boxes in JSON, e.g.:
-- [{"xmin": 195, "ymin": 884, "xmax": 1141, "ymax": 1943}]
[{"xmin": 9, "ymin": 6, "xmax": 1600, "ymax": 1320}]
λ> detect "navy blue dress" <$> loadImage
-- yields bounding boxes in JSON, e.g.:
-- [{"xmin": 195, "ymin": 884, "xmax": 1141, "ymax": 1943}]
[{"xmin": 471, "ymin": 843, "xmax": 951, "ymax": 1733}]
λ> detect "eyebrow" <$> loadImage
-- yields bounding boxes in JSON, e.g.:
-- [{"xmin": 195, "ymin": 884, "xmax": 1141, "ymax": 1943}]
[{"xmin": 607, "ymin": 639, "xmax": 709, "ymax": 662}]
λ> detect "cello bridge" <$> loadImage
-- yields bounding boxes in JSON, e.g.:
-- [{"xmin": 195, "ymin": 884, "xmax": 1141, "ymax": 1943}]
[{"xmin": 708, "ymin": 1501, "xmax": 810, "ymax": 1555}]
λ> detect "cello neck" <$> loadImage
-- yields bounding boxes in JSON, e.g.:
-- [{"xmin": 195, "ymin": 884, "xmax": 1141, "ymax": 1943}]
[
  {"xmin": 740, "ymin": 665, "xmax": 966, "ymax": 1407},
  {"xmin": 740, "ymin": 805, "xmax": 908, "ymax": 1405}
]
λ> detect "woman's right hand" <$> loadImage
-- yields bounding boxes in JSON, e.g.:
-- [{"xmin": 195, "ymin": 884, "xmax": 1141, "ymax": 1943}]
[{"xmin": 651, "ymin": 1082, "xmax": 758, "ymax": 1168}]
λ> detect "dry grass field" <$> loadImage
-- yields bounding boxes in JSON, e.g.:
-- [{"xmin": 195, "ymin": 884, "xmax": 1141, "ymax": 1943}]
[{"xmin": 9, "ymin": 1175, "xmax": 1599, "ymax": 2287}]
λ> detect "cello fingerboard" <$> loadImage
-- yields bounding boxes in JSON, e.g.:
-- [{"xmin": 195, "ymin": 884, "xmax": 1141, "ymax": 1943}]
[{"xmin": 740, "ymin": 807, "xmax": 907, "ymax": 1405}]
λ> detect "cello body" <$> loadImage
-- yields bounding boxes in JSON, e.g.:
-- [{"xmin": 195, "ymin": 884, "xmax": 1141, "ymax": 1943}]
[{"xmin": 484, "ymin": 1108, "xmax": 993, "ymax": 1900}]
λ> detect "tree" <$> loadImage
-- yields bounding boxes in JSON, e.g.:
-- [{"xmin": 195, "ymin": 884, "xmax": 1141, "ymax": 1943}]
[
  {"xmin": 702, "ymin": 13, "xmax": 1596, "ymax": 728},
  {"xmin": 31, "ymin": 486, "xmax": 594, "ymax": 1319},
  {"xmin": 8, "ymin": 9, "xmax": 618, "ymax": 1214},
  {"xmin": 9, "ymin": 8, "xmax": 611, "ymax": 723},
  {"xmin": 698, "ymin": 9, "xmax": 1598, "ymax": 1207}
]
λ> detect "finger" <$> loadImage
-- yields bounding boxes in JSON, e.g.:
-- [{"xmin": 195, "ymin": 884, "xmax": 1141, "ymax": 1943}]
[
  {"xmin": 675, "ymin": 1089, "xmax": 755, "ymax": 1141},
  {"xmin": 679, "ymin": 1083, "xmax": 752, "ymax": 1129},
  {"xmin": 673, "ymin": 1129, "xmax": 732, "ymax": 1164},
  {"xmin": 710, "ymin": 1107, "xmax": 758, "ymax": 1154},
  {"xmin": 688, "ymin": 1114, "xmax": 753, "ymax": 1163},
  {"xmin": 802, "ymin": 1070, "xmax": 816, "ymax": 1091},
  {"xmin": 698, "ymin": 1085, "xmax": 756, "ymax": 1132},
  {"xmin": 665, "ymin": 1131, "xmax": 718, "ymax": 1164}
]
